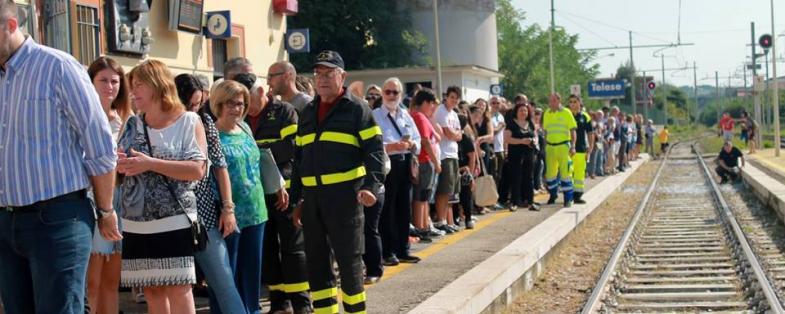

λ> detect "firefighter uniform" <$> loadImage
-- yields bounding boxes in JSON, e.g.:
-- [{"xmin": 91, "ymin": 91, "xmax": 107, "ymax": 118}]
[
  {"xmin": 572, "ymin": 110, "xmax": 593, "ymax": 202},
  {"xmin": 542, "ymin": 106, "xmax": 577, "ymax": 204},
  {"xmin": 291, "ymin": 90, "xmax": 385, "ymax": 314},
  {"xmin": 246, "ymin": 99, "xmax": 311, "ymax": 313}
]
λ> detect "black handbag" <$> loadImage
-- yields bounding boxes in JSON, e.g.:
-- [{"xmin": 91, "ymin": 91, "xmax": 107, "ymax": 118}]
[{"xmin": 142, "ymin": 114, "xmax": 208, "ymax": 252}]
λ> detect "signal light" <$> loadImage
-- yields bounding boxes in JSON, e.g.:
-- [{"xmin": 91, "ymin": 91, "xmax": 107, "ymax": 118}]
[
  {"xmin": 647, "ymin": 81, "xmax": 656, "ymax": 90},
  {"xmin": 760, "ymin": 34, "xmax": 773, "ymax": 50}
]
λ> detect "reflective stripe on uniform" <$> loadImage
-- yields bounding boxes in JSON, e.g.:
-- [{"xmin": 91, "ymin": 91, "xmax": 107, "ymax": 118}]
[
  {"xmin": 301, "ymin": 166, "xmax": 366, "ymax": 187},
  {"xmin": 312, "ymin": 287, "xmax": 338, "ymax": 301},
  {"xmin": 269, "ymin": 284, "xmax": 286, "ymax": 292},
  {"xmin": 320, "ymin": 131, "xmax": 360, "ymax": 147},
  {"xmin": 284, "ymin": 281, "xmax": 310, "ymax": 293},
  {"xmin": 314, "ymin": 304, "xmax": 339, "ymax": 314},
  {"xmin": 359, "ymin": 126, "xmax": 382, "ymax": 140},
  {"xmin": 256, "ymin": 138, "xmax": 279, "ymax": 145},
  {"xmin": 284, "ymin": 179, "xmax": 291, "ymax": 189},
  {"xmin": 280, "ymin": 124, "xmax": 298, "ymax": 139},
  {"xmin": 296, "ymin": 133, "xmax": 316, "ymax": 146},
  {"xmin": 341, "ymin": 291, "xmax": 366, "ymax": 305}
]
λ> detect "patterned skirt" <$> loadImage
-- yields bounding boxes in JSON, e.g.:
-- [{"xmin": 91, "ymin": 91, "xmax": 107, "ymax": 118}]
[{"xmin": 120, "ymin": 213, "xmax": 196, "ymax": 287}]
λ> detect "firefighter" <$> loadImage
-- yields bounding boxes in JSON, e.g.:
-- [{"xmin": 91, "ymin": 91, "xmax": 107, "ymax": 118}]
[
  {"xmin": 542, "ymin": 93, "xmax": 577, "ymax": 207},
  {"xmin": 235, "ymin": 66, "xmax": 312, "ymax": 313},
  {"xmin": 291, "ymin": 51, "xmax": 386, "ymax": 314},
  {"xmin": 567, "ymin": 94, "xmax": 593, "ymax": 204}
]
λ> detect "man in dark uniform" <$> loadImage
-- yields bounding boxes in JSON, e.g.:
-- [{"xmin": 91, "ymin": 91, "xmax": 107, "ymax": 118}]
[
  {"xmin": 239, "ymin": 72, "xmax": 311, "ymax": 313},
  {"xmin": 291, "ymin": 51, "xmax": 386, "ymax": 314},
  {"xmin": 568, "ymin": 94, "xmax": 593, "ymax": 204}
]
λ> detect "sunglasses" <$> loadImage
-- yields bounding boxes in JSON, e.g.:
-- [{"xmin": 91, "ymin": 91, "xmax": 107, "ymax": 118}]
[{"xmin": 384, "ymin": 90, "xmax": 400, "ymax": 96}]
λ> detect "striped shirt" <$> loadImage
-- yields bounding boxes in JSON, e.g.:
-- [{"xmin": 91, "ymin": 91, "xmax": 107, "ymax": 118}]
[{"xmin": 0, "ymin": 37, "xmax": 117, "ymax": 206}]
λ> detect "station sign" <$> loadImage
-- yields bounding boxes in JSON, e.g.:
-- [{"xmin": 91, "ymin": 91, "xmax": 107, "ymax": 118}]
[
  {"xmin": 286, "ymin": 29, "xmax": 310, "ymax": 53},
  {"xmin": 490, "ymin": 84, "xmax": 503, "ymax": 96},
  {"xmin": 204, "ymin": 11, "xmax": 231, "ymax": 39},
  {"xmin": 588, "ymin": 79, "xmax": 625, "ymax": 99}
]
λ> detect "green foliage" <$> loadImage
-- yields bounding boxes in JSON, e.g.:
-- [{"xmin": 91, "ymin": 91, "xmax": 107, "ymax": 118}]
[
  {"xmin": 287, "ymin": 0, "xmax": 428, "ymax": 70},
  {"xmin": 496, "ymin": 0, "xmax": 599, "ymax": 106}
]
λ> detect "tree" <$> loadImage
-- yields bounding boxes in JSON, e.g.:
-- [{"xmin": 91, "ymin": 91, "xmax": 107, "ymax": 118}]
[
  {"xmin": 496, "ymin": 0, "xmax": 599, "ymax": 105},
  {"xmin": 287, "ymin": 0, "xmax": 428, "ymax": 71}
]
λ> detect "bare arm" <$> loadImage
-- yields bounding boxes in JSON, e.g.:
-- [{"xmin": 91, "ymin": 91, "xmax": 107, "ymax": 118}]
[{"xmin": 442, "ymin": 126, "xmax": 463, "ymax": 141}]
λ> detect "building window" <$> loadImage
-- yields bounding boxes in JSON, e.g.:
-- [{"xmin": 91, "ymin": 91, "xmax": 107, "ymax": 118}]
[
  {"xmin": 211, "ymin": 39, "xmax": 227, "ymax": 81},
  {"xmin": 74, "ymin": 4, "xmax": 100, "ymax": 65},
  {"xmin": 44, "ymin": 0, "xmax": 70, "ymax": 54}
]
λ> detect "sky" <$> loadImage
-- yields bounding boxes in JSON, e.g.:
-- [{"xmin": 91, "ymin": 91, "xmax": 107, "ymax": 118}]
[{"xmin": 511, "ymin": 0, "xmax": 785, "ymax": 88}]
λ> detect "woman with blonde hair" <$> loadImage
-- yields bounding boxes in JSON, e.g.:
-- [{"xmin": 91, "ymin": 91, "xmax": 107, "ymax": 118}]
[
  {"xmin": 117, "ymin": 59, "xmax": 208, "ymax": 313},
  {"xmin": 211, "ymin": 80, "xmax": 269, "ymax": 314},
  {"xmin": 85, "ymin": 56, "xmax": 132, "ymax": 314}
]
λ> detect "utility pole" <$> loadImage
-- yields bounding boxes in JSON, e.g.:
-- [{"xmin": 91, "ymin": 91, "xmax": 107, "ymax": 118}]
[
  {"xmin": 765, "ymin": 50, "xmax": 770, "ymax": 129},
  {"xmin": 643, "ymin": 70, "xmax": 649, "ymax": 120},
  {"xmin": 771, "ymin": 0, "xmax": 780, "ymax": 156},
  {"xmin": 716, "ymin": 71, "xmax": 721, "ymax": 124},
  {"xmin": 693, "ymin": 61, "xmax": 698, "ymax": 125},
  {"xmin": 548, "ymin": 0, "xmax": 556, "ymax": 94},
  {"xmin": 752, "ymin": 22, "xmax": 762, "ymax": 146},
  {"xmin": 661, "ymin": 54, "xmax": 667, "ymax": 124},
  {"xmin": 432, "ymin": 0, "xmax": 443, "ymax": 96},
  {"xmin": 629, "ymin": 31, "xmax": 636, "ymax": 114}
]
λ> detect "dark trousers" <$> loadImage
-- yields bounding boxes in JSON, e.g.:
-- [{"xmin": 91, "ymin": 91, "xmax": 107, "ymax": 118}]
[
  {"xmin": 492, "ymin": 152, "xmax": 505, "ymax": 186},
  {"xmin": 379, "ymin": 156, "xmax": 413, "ymax": 259},
  {"xmin": 504, "ymin": 151, "xmax": 535, "ymax": 206},
  {"xmin": 302, "ymin": 182, "xmax": 366, "ymax": 314},
  {"xmin": 0, "ymin": 191, "xmax": 94, "ymax": 314},
  {"xmin": 534, "ymin": 153, "xmax": 545, "ymax": 189},
  {"xmin": 262, "ymin": 194, "xmax": 310, "ymax": 312},
  {"xmin": 618, "ymin": 141, "xmax": 627, "ymax": 169},
  {"xmin": 715, "ymin": 166, "xmax": 740, "ymax": 181},
  {"xmin": 498, "ymin": 160, "xmax": 511, "ymax": 204},
  {"xmin": 456, "ymin": 183, "xmax": 473, "ymax": 222},
  {"xmin": 363, "ymin": 191, "xmax": 384, "ymax": 277}
]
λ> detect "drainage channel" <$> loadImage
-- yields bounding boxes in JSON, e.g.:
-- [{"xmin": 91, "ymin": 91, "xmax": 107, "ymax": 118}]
[{"xmin": 581, "ymin": 143, "xmax": 784, "ymax": 313}]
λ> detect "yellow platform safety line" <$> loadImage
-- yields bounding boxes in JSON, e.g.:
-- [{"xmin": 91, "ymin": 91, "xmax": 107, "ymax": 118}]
[
  {"xmin": 312, "ymin": 287, "xmax": 337, "ymax": 301},
  {"xmin": 753, "ymin": 154, "xmax": 785, "ymax": 175},
  {"xmin": 341, "ymin": 290, "xmax": 366, "ymax": 305},
  {"xmin": 313, "ymin": 304, "xmax": 339, "ymax": 314},
  {"xmin": 372, "ymin": 193, "xmax": 550, "ymax": 285}
]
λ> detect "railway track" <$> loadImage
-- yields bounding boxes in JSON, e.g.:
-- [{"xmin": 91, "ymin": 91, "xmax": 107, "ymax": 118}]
[{"xmin": 581, "ymin": 142, "xmax": 784, "ymax": 313}]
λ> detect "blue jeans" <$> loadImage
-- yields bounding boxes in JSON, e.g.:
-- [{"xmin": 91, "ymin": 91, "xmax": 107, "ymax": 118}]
[
  {"xmin": 194, "ymin": 228, "xmax": 246, "ymax": 314},
  {"xmin": 224, "ymin": 222, "xmax": 266, "ymax": 314},
  {"xmin": 0, "ymin": 192, "xmax": 94, "ymax": 314}
]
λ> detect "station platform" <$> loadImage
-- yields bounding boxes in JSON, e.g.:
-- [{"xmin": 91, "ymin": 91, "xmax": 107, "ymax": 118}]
[{"xmin": 747, "ymin": 148, "xmax": 785, "ymax": 183}]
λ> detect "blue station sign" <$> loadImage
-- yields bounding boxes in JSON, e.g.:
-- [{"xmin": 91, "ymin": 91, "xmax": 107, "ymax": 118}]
[{"xmin": 587, "ymin": 79, "xmax": 625, "ymax": 99}]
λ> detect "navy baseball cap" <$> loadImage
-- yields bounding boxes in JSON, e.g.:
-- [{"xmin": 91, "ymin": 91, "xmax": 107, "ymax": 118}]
[{"xmin": 313, "ymin": 50, "xmax": 345, "ymax": 69}]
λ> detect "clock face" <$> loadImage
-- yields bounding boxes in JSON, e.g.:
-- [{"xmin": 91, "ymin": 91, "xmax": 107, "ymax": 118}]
[
  {"xmin": 208, "ymin": 14, "xmax": 228, "ymax": 36},
  {"xmin": 288, "ymin": 32, "xmax": 306, "ymax": 50}
]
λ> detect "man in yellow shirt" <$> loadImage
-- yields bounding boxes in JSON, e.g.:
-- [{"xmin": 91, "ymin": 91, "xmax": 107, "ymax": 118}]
[
  {"xmin": 542, "ymin": 93, "xmax": 578, "ymax": 207},
  {"xmin": 659, "ymin": 125, "xmax": 670, "ymax": 154}
]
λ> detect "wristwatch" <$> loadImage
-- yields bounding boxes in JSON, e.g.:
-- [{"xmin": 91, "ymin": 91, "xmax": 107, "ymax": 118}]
[{"xmin": 96, "ymin": 207, "xmax": 114, "ymax": 219}]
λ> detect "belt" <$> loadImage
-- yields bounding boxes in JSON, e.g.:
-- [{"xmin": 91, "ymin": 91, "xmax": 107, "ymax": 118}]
[
  {"xmin": 388, "ymin": 153, "xmax": 411, "ymax": 162},
  {"xmin": 546, "ymin": 141, "xmax": 570, "ymax": 146},
  {"xmin": 1, "ymin": 190, "xmax": 87, "ymax": 213}
]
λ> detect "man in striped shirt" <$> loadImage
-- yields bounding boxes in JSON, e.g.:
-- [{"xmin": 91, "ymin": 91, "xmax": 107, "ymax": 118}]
[{"xmin": 0, "ymin": 1, "xmax": 119, "ymax": 313}]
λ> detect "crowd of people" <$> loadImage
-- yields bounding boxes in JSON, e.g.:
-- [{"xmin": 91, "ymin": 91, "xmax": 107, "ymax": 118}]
[
  {"xmin": 0, "ymin": 2, "xmax": 673, "ymax": 313},
  {"xmin": 718, "ymin": 110, "xmax": 759, "ymax": 154}
]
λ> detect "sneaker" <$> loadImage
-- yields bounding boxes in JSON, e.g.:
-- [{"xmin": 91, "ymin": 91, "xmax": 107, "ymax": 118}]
[
  {"xmin": 383, "ymin": 256, "xmax": 400, "ymax": 266},
  {"xmin": 574, "ymin": 198, "xmax": 587, "ymax": 205},
  {"xmin": 465, "ymin": 220, "xmax": 475, "ymax": 229},
  {"xmin": 364, "ymin": 276, "xmax": 381, "ymax": 285},
  {"xmin": 529, "ymin": 203, "xmax": 541, "ymax": 211},
  {"xmin": 132, "ymin": 287, "xmax": 146, "ymax": 304},
  {"xmin": 449, "ymin": 224, "xmax": 461, "ymax": 232},
  {"xmin": 564, "ymin": 200, "xmax": 573, "ymax": 208},
  {"xmin": 427, "ymin": 226, "xmax": 446, "ymax": 237},
  {"xmin": 419, "ymin": 235, "xmax": 433, "ymax": 243},
  {"xmin": 509, "ymin": 204, "xmax": 518, "ymax": 212},
  {"xmin": 398, "ymin": 255, "xmax": 421, "ymax": 263},
  {"xmin": 492, "ymin": 203, "xmax": 505, "ymax": 211},
  {"xmin": 435, "ymin": 223, "xmax": 454, "ymax": 234}
]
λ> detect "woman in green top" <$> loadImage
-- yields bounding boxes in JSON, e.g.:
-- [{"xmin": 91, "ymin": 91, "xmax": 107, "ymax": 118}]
[{"xmin": 210, "ymin": 80, "xmax": 268, "ymax": 314}]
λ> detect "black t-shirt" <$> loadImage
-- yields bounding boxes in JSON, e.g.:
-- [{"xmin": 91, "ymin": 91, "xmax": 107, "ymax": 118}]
[
  {"xmin": 574, "ymin": 111, "xmax": 593, "ymax": 153},
  {"xmin": 718, "ymin": 147, "xmax": 743, "ymax": 168},
  {"xmin": 458, "ymin": 133, "xmax": 476, "ymax": 168},
  {"xmin": 506, "ymin": 118, "xmax": 536, "ymax": 157}
]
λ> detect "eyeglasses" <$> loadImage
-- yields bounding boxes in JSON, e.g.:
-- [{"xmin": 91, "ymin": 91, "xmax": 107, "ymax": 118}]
[
  {"xmin": 313, "ymin": 69, "xmax": 340, "ymax": 79},
  {"xmin": 384, "ymin": 90, "xmax": 400, "ymax": 96},
  {"xmin": 365, "ymin": 94, "xmax": 381, "ymax": 100},
  {"xmin": 224, "ymin": 100, "xmax": 245, "ymax": 109},
  {"xmin": 491, "ymin": 101, "xmax": 500, "ymax": 105},
  {"xmin": 267, "ymin": 72, "xmax": 285, "ymax": 78}
]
